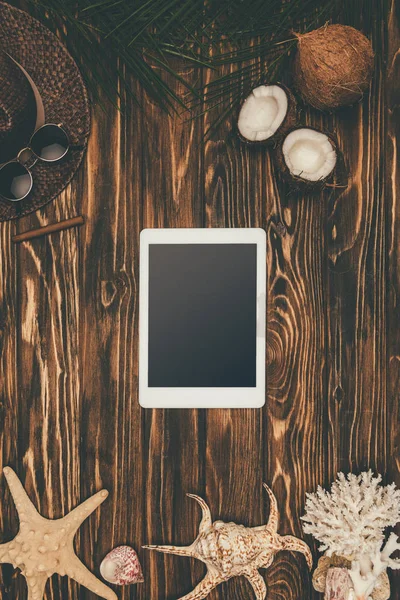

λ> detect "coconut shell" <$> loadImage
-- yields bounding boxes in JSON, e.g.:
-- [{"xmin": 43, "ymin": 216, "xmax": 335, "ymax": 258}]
[
  {"xmin": 237, "ymin": 82, "xmax": 297, "ymax": 146},
  {"xmin": 293, "ymin": 24, "xmax": 374, "ymax": 110},
  {"xmin": 274, "ymin": 125, "xmax": 343, "ymax": 190}
]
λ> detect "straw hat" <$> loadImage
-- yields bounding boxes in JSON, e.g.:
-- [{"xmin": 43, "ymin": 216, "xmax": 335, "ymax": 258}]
[{"xmin": 0, "ymin": 2, "xmax": 90, "ymax": 221}]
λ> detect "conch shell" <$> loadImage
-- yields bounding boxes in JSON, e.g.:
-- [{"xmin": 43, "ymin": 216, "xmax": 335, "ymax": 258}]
[{"xmin": 100, "ymin": 546, "xmax": 144, "ymax": 585}]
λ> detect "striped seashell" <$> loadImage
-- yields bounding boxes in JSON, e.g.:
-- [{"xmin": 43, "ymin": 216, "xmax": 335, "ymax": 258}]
[{"xmin": 325, "ymin": 567, "xmax": 352, "ymax": 600}]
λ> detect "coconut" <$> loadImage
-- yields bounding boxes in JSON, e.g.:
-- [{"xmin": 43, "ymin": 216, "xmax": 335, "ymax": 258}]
[
  {"xmin": 277, "ymin": 126, "xmax": 337, "ymax": 186},
  {"xmin": 293, "ymin": 24, "xmax": 374, "ymax": 110},
  {"xmin": 237, "ymin": 84, "xmax": 296, "ymax": 144}
]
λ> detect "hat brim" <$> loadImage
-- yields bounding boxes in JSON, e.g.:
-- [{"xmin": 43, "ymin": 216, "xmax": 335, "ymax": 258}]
[{"xmin": 0, "ymin": 2, "xmax": 90, "ymax": 221}]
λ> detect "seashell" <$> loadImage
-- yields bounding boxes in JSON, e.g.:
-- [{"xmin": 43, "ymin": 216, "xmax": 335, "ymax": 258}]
[
  {"xmin": 313, "ymin": 555, "xmax": 352, "ymax": 592},
  {"xmin": 100, "ymin": 545, "xmax": 144, "ymax": 585},
  {"xmin": 144, "ymin": 484, "xmax": 312, "ymax": 600},
  {"xmin": 313, "ymin": 554, "xmax": 390, "ymax": 600},
  {"xmin": 325, "ymin": 567, "xmax": 352, "ymax": 600}
]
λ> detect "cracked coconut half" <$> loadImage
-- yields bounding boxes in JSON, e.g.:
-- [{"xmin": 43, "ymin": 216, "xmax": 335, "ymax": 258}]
[
  {"xmin": 280, "ymin": 127, "xmax": 337, "ymax": 184},
  {"xmin": 237, "ymin": 84, "xmax": 294, "ymax": 144}
]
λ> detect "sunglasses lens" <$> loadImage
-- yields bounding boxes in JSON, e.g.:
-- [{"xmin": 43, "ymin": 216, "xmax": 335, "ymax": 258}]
[
  {"xmin": 31, "ymin": 124, "xmax": 69, "ymax": 162},
  {"xmin": 0, "ymin": 162, "xmax": 32, "ymax": 201}
]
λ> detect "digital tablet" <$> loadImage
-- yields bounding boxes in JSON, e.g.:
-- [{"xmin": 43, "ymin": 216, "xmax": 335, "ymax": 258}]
[{"xmin": 139, "ymin": 228, "xmax": 266, "ymax": 408}]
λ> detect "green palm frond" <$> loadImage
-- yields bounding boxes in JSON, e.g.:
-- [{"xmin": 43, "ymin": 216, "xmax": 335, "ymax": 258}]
[{"xmin": 28, "ymin": 0, "xmax": 345, "ymax": 129}]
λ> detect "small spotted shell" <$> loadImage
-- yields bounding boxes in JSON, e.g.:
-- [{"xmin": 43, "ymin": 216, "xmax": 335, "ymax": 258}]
[{"xmin": 100, "ymin": 545, "xmax": 144, "ymax": 585}]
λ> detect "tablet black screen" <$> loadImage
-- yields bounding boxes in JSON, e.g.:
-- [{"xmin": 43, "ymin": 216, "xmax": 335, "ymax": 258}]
[{"xmin": 148, "ymin": 244, "xmax": 257, "ymax": 387}]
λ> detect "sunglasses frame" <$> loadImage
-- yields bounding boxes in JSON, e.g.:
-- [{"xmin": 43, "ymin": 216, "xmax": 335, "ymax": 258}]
[
  {"xmin": 0, "ymin": 123, "xmax": 70, "ymax": 202},
  {"xmin": 29, "ymin": 123, "xmax": 70, "ymax": 163}
]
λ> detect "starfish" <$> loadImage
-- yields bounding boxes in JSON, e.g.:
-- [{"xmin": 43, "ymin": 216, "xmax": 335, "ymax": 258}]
[
  {"xmin": 144, "ymin": 483, "xmax": 312, "ymax": 600},
  {"xmin": 0, "ymin": 466, "xmax": 117, "ymax": 600}
]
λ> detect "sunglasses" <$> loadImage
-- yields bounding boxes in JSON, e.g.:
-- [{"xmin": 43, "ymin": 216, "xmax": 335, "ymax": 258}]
[{"xmin": 0, "ymin": 123, "xmax": 70, "ymax": 202}]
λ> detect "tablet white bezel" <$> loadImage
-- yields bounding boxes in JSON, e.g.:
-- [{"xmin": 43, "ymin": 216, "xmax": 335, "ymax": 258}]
[{"xmin": 139, "ymin": 228, "xmax": 266, "ymax": 408}]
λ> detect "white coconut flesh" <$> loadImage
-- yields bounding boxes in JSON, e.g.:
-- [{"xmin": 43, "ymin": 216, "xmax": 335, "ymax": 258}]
[
  {"xmin": 282, "ymin": 128, "xmax": 337, "ymax": 181},
  {"xmin": 238, "ymin": 85, "xmax": 288, "ymax": 142}
]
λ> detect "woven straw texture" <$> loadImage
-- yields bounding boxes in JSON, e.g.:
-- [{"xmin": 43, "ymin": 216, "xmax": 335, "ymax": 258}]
[
  {"xmin": 0, "ymin": 53, "xmax": 37, "ymax": 163},
  {"xmin": 0, "ymin": 2, "xmax": 90, "ymax": 221}
]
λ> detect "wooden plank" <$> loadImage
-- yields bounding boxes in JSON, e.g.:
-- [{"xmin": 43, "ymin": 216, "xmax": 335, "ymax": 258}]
[
  {"xmin": 386, "ymin": 0, "xmax": 400, "ymax": 597},
  {"xmin": 326, "ymin": 0, "xmax": 388, "ymax": 478},
  {"xmin": 264, "ymin": 137, "xmax": 327, "ymax": 599},
  {"xmin": 6, "ymin": 169, "xmax": 86, "ymax": 600},
  {"xmin": 203, "ymin": 122, "xmax": 267, "ymax": 600},
  {"xmin": 201, "ymin": 61, "xmax": 324, "ymax": 600},
  {"xmin": 0, "ymin": 221, "xmax": 19, "ymax": 598},
  {"xmin": 0, "ymin": 5, "xmax": 93, "ymax": 598},
  {"xmin": 76, "ymin": 75, "xmax": 146, "ymax": 600},
  {"xmin": 140, "ymin": 61, "xmax": 205, "ymax": 600}
]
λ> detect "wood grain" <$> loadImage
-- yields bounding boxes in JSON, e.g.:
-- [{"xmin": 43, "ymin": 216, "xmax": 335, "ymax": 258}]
[
  {"xmin": 0, "ymin": 220, "xmax": 19, "ymax": 598},
  {"xmin": 202, "ymin": 49, "xmax": 266, "ymax": 600},
  {"xmin": 0, "ymin": 1, "xmax": 399, "ymax": 600},
  {"xmin": 140, "ymin": 61, "xmax": 205, "ymax": 600},
  {"xmin": 386, "ymin": 0, "xmax": 400, "ymax": 595},
  {"xmin": 327, "ymin": 1, "xmax": 389, "ymax": 478}
]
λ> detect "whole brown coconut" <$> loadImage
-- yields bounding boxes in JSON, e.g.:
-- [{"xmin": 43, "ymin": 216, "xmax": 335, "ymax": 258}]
[{"xmin": 293, "ymin": 24, "xmax": 374, "ymax": 110}]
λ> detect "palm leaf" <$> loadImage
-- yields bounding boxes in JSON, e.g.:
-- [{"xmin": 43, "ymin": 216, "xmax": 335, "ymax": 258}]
[{"xmin": 27, "ymin": 0, "xmax": 345, "ymax": 131}]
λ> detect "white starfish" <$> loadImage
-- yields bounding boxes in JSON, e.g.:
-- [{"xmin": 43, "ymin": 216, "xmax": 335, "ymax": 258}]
[
  {"xmin": 144, "ymin": 483, "xmax": 312, "ymax": 600},
  {"xmin": 0, "ymin": 467, "xmax": 117, "ymax": 600}
]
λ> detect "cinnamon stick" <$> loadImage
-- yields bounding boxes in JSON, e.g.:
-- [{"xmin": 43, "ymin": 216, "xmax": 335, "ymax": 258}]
[{"xmin": 12, "ymin": 215, "xmax": 85, "ymax": 243}]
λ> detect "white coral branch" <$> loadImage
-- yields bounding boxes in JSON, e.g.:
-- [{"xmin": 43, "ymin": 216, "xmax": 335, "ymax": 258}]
[
  {"xmin": 301, "ymin": 472, "xmax": 400, "ymax": 557},
  {"xmin": 381, "ymin": 533, "xmax": 400, "ymax": 570},
  {"xmin": 347, "ymin": 536, "xmax": 400, "ymax": 599},
  {"xmin": 349, "ymin": 561, "xmax": 376, "ymax": 600}
]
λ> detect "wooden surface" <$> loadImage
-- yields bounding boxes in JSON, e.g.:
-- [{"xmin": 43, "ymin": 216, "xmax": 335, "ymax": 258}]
[{"xmin": 0, "ymin": 1, "xmax": 400, "ymax": 599}]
